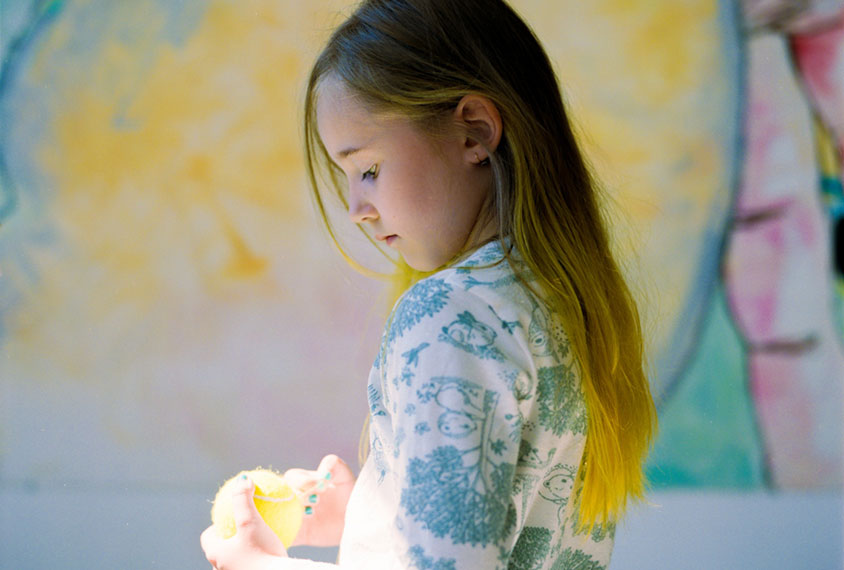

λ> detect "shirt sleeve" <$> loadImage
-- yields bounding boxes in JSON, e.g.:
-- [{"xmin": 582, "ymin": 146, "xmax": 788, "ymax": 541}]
[{"xmin": 377, "ymin": 280, "xmax": 531, "ymax": 569}]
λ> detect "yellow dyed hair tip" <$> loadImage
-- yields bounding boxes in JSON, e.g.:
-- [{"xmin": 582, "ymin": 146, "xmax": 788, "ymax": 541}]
[{"xmin": 211, "ymin": 468, "xmax": 303, "ymax": 548}]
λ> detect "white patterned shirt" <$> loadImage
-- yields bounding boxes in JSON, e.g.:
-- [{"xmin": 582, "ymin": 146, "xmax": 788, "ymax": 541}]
[{"xmin": 288, "ymin": 241, "xmax": 614, "ymax": 569}]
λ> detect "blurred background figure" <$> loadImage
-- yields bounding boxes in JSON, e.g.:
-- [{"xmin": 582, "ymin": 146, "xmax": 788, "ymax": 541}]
[{"xmin": 725, "ymin": 0, "xmax": 844, "ymax": 488}]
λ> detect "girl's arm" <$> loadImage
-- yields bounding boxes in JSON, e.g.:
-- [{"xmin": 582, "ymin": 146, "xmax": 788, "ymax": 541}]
[{"xmin": 368, "ymin": 283, "xmax": 533, "ymax": 568}]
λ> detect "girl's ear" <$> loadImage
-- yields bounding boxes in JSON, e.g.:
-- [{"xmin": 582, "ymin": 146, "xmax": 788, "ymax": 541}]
[{"xmin": 453, "ymin": 94, "xmax": 502, "ymax": 164}]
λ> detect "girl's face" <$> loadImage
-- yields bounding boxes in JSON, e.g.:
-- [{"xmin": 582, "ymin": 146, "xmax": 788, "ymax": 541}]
[{"xmin": 316, "ymin": 77, "xmax": 496, "ymax": 272}]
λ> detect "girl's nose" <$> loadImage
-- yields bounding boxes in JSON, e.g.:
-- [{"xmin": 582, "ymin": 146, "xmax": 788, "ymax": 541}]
[{"xmin": 347, "ymin": 184, "xmax": 378, "ymax": 224}]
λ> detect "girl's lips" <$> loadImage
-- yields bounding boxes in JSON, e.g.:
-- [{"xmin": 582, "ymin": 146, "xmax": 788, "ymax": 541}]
[{"xmin": 376, "ymin": 234, "xmax": 398, "ymax": 246}]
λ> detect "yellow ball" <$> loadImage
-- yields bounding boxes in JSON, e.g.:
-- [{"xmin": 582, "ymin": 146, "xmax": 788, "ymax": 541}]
[{"xmin": 211, "ymin": 468, "xmax": 303, "ymax": 548}]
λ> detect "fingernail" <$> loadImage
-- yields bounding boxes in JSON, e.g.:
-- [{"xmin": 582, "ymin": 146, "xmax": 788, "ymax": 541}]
[
  {"xmin": 304, "ymin": 506, "xmax": 314, "ymax": 515},
  {"xmin": 308, "ymin": 494, "xmax": 318, "ymax": 504},
  {"xmin": 315, "ymin": 471, "xmax": 332, "ymax": 489}
]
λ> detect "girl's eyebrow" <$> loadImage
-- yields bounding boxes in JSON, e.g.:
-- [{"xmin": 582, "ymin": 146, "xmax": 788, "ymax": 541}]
[
  {"xmin": 337, "ymin": 147, "xmax": 363, "ymax": 159},
  {"xmin": 336, "ymin": 135, "xmax": 377, "ymax": 161}
]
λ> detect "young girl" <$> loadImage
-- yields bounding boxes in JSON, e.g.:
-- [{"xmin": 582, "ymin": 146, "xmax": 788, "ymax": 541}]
[{"xmin": 201, "ymin": 0, "xmax": 656, "ymax": 568}]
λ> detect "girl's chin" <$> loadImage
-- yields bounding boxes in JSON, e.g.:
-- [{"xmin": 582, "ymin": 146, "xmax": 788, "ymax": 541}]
[
  {"xmin": 400, "ymin": 253, "xmax": 432, "ymax": 273},
  {"xmin": 399, "ymin": 243, "xmax": 461, "ymax": 272},
  {"xmin": 402, "ymin": 254, "xmax": 447, "ymax": 273}
]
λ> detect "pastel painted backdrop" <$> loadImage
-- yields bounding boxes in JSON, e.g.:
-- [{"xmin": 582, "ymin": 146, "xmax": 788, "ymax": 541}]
[{"xmin": 1, "ymin": 0, "xmax": 842, "ymax": 567}]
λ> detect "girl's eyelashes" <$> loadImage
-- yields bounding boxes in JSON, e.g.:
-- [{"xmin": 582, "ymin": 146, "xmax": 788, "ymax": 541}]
[{"xmin": 361, "ymin": 164, "xmax": 378, "ymax": 181}]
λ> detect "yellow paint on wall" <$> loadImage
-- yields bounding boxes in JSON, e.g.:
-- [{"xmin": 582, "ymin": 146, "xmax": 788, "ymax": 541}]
[
  {"xmin": 21, "ymin": 0, "xmax": 738, "ymax": 394},
  {"xmin": 33, "ymin": 0, "xmax": 342, "ymax": 295},
  {"xmin": 9, "ymin": 0, "xmax": 737, "ymax": 403},
  {"xmin": 6, "ymin": 0, "xmax": 357, "ymax": 384}
]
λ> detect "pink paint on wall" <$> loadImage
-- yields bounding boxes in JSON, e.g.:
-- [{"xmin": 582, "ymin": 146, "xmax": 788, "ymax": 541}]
[{"xmin": 790, "ymin": 11, "xmax": 844, "ymax": 154}]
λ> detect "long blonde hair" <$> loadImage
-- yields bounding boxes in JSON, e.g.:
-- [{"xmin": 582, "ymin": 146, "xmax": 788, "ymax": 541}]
[{"xmin": 303, "ymin": 0, "xmax": 656, "ymax": 529}]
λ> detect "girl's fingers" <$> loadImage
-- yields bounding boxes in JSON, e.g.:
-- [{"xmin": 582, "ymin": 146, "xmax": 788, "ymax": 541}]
[
  {"xmin": 230, "ymin": 475, "xmax": 261, "ymax": 533},
  {"xmin": 285, "ymin": 455, "xmax": 353, "ymax": 494},
  {"xmin": 229, "ymin": 475, "xmax": 288, "ymax": 557},
  {"xmin": 316, "ymin": 454, "xmax": 340, "ymax": 474},
  {"xmin": 282, "ymin": 468, "xmax": 315, "ymax": 489},
  {"xmin": 319, "ymin": 454, "xmax": 355, "ymax": 484},
  {"xmin": 199, "ymin": 525, "xmax": 222, "ymax": 566},
  {"xmin": 315, "ymin": 454, "xmax": 355, "ymax": 489}
]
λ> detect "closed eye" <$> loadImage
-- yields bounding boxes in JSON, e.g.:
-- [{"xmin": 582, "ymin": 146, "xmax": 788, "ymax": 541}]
[{"xmin": 361, "ymin": 164, "xmax": 378, "ymax": 181}]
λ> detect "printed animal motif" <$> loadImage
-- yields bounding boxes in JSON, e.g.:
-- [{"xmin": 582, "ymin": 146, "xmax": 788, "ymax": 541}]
[
  {"xmin": 517, "ymin": 440, "xmax": 555, "ymax": 470},
  {"xmin": 528, "ymin": 304, "xmax": 570, "ymax": 361},
  {"xmin": 462, "ymin": 274, "xmax": 519, "ymax": 291},
  {"xmin": 438, "ymin": 311, "xmax": 504, "ymax": 361},
  {"xmin": 539, "ymin": 463, "xmax": 578, "ymax": 526},
  {"xmin": 437, "ymin": 412, "xmax": 478, "ymax": 438},
  {"xmin": 418, "ymin": 376, "xmax": 488, "ymax": 439},
  {"xmin": 528, "ymin": 306, "xmax": 553, "ymax": 357},
  {"xmin": 487, "ymin": 304, "xmax": 522, "ymax": 334},
  {"xmin": 395, "ymin": 342, "xmax": 431, "ymax": 387}
]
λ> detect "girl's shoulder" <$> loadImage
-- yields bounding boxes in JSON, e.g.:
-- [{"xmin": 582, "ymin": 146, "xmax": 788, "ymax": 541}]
[
  {"xmin": 412, "ymin": 239, "xmax": 533, "ymax": 307},
  {"xmin": 383, "ymin": 240, "xmax": 542, "ymax": 353},
  {"xmin": 390, "ymin": 243, "xmax": 523, "ymax": 320}
]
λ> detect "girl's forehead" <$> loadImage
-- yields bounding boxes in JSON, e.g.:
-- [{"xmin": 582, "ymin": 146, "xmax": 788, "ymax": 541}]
[
  {"xmin": 315, "ymin": 78, "xmax": 417, "ymax": 158},
  {"xmin": 315, "ymin": 76, "xmax": 414, "ymax": 130},
  {"xmin": 315, "ymin": 81, "xmax": 377, "ymax": 156},
  {"xmin": 316, "ymin": 78, "xmax": 369, "ymax": 123}
]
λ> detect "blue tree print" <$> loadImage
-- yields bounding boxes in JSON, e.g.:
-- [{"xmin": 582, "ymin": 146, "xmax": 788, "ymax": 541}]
[
  {"xmin": 550, "ymin": 548, "xmax": 606, "ymax": 570},
  {"xmin": 406, "ymin": 545, "xmax": 457, "ymax": 570},
  {"xmin": 510, "ymin": 472, "xmax": 541, "ymax": 534},
  {"xmin": 402, "ymin": 378, "xmax": 514, "ymax": 547},
  {"xmin": 536, "ymin": 365, "xmax": 586, "ymax": 436},
  {"xmin": 387, "ymin": 279, "xmax": 452, "ymax": 346},
  {"xmin": 587, "ymin": 520, "xmax": 616, "ymax": 543},
  {"xmin": 402, "ymin": 445, "xmax": 515, "ymax": 547},
  {"xmin": 569, "ymin": 504, "xmax": 616, "ymax": 544},
  {"xmin": 509, "ymin": 526, "xmax": 552, "ymax": 570}
]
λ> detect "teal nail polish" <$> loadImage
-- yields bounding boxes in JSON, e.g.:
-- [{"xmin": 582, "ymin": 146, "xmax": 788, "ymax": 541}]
[
  {"xmin": 308, "ymin": 494, "xmax": 318, "ymax": 504},
  {"xmin": 304, "ymin": 506, "xmax": 314, "ymax": 515}
]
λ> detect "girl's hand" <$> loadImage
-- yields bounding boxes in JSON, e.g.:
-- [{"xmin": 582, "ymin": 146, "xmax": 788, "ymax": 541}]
[
  {"xmin": 284, "ymin": 454, "xmax": 356, "ymax": 547},
  {"xmin": 200, "ymin": 475, "xmax": 288, "ymax": 570}
]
